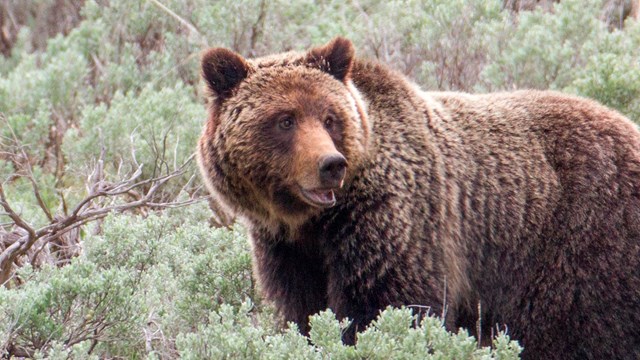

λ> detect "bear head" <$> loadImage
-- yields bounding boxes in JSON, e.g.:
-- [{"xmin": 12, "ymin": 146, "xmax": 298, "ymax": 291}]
[{"xmin": 197, "ymin": 37, "xmax": 370, "ymax": 232}]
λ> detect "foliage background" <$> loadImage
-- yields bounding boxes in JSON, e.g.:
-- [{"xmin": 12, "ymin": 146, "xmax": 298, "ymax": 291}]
[{"xmin": 0, "ymin": 0, "xmax": 638, "ymax": 357}]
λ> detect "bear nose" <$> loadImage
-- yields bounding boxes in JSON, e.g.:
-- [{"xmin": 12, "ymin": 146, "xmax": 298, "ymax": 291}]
[{"xmin": 319, "ymin": 154, "xmax": 348, "ymax": 187}]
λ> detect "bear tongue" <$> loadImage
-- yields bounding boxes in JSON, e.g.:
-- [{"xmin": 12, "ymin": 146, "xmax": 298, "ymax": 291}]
[{"xmin": 309, "ymin": 189, "xmax": 335, "ymax": 205}]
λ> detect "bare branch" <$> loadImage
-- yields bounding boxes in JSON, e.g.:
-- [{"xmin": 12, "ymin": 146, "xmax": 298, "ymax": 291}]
[
  {"xmin": 0, "ymin": 184, "xmax": 36, "ymax": 240},
  {"xmin": 0, "ymin": 153, "xmax": 202, "ymax": 286},
  {"xmin": 1, "ymin": 112, "xmax": 54, "ymax": 222},
  {"xmin": 27, "ymin": 176, "xmax": 54, "ymax": 222}
]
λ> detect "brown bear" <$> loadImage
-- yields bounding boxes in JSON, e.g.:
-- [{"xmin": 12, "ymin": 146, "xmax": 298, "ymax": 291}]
[{"xmin": 197, "ymin": 37, "xmax": 640, "ymax": 359}]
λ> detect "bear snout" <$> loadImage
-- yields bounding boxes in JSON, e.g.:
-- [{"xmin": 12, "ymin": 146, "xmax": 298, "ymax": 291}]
[{"xmin": 318, "ymin": 154, "xmax": 347, "ymax": 188}]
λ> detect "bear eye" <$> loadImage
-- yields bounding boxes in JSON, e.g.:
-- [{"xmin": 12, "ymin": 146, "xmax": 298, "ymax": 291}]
[
  {"xmin": 278, "ymin": 115, "xmax": 294, "ymax": 130},
  {"xmin": 324, "ymin": 115, "xmax": 335, "ymax": 129}
]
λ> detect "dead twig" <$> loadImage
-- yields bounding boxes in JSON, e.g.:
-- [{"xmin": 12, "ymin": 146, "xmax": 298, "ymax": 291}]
[{"xmin": 0, "ymin": 153, "xmax": 205, "ymax": 287}]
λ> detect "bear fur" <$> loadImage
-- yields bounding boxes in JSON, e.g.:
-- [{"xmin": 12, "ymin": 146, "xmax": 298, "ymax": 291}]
[{"xmin": 197, "ymin": 37, "xmax": 640, "ymax": 359}]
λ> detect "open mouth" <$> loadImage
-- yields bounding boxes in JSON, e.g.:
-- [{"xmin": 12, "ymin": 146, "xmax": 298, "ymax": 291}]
[{"xmin": 300, "ymin": 187, "xmax": 337, "ymax": 208}]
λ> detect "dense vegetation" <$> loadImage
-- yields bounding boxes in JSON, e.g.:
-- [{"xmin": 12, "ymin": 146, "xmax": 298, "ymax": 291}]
[{"xmin": 1, "ymin": 0, "xmax": 638, "ymax": 358}]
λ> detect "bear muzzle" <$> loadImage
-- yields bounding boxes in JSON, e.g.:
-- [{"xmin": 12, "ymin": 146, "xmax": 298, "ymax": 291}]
[{"xmin": 297, "ymin": 153, "xmax": 347, "ymax": 208}]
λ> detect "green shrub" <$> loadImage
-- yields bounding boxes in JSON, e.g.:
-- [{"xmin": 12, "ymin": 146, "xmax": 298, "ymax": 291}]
[
  {"xmin": 480, "ymin": 0, "xmax": 604, "ymax": 91},
  {"xmin": 0, "ymin": 205, "xmax": 251, "ymax": 358},
  {"xmin": 177, "ymin": 306, "xmax": 522, "ymax": 360},
  {"xmin": 0, "ymin": 39, "xmax": 90, "ymax": 118},
  {"xmin": 479, "ymin": 0, "xmax": 640, "ymax": 121},
  {"xmin": 568, "ymin": 22, "xmax": 640, "ymax": 120},
  {"xmin": 62, "ymin": 82, "xmax": 204, "ymax": 196},
  {"xmin": 1, "ymin": 209, "xmax": 522, "ymax": 358},
  {"xmin": 0, "ymin": 261, "xmax": 143, "ymax": 357}
]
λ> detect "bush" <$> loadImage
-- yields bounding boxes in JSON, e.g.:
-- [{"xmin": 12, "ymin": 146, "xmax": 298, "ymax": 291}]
[
  {"xmin": 479, "ymin": 0, "xmax": 640, "ymax": 120},
  {"xmin": 1, "ymin": 208, "xmax": 522, "ymax": 358},
  {"xmin": 62, "ymin": 82, "xmax": 204, "ymax": 200},
  {"xmin": 0, "ymin": 262, "xmax": 143, "ymax": 358},
  {"xmin": 1, "ymin": 204, "xmax": 252, "ymax": 358},
  {"xmin": 177, "ymin": 306, "xmax": 522, "ymax": 360}
]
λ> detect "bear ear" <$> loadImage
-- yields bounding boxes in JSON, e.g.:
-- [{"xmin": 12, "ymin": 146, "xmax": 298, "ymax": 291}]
[
  {"xmin": 306, "ymin": 37, "xmax": 355, "ymax": 82},
  {"xmin": 201, "ymin": 48, "xmax": 250, "ymax": 99}
]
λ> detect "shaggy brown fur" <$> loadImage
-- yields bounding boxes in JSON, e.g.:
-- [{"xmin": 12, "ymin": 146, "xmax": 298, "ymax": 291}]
[{"xmin": 197, "ymin": 37, "xmax": 640, "ymax": 360}]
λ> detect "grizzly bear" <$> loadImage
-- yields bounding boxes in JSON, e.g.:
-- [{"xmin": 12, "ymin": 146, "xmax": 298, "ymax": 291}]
[{"xmin": 197, "ymin": 37, "xmax": 640, "ymax": 359}]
